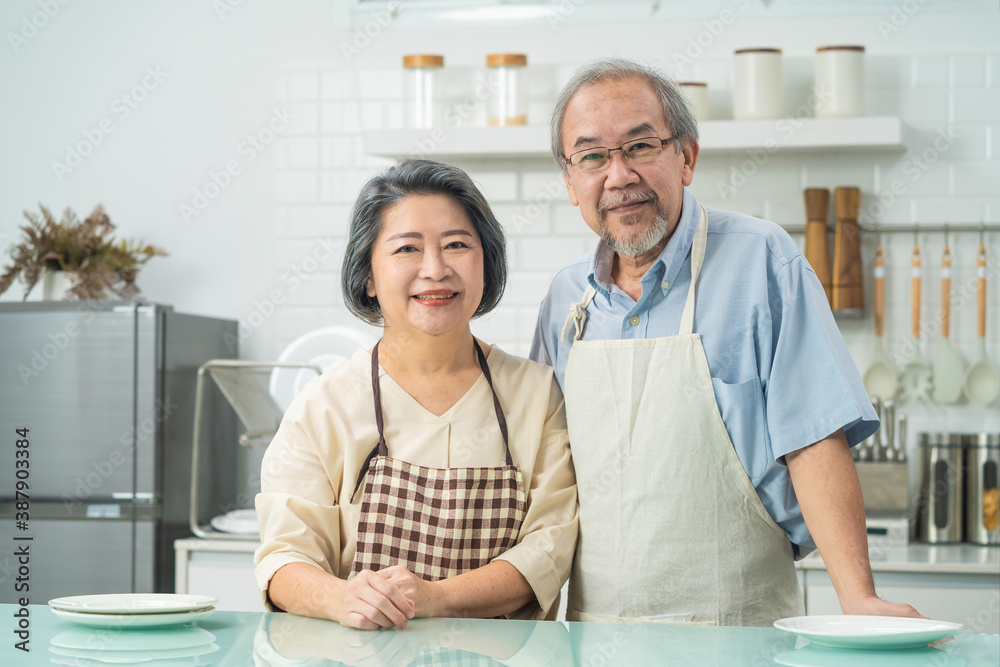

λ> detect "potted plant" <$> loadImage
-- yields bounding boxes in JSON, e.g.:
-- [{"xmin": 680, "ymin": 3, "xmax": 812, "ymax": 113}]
[{"xmin": 0, "ymin": 204, "xmax": 167, "ymax": 301}]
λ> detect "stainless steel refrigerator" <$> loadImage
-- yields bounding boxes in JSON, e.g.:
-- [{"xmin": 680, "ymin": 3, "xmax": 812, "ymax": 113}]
[{"xmin": 0, "ymin": 302, "xmax": 237, "ymax": 604}]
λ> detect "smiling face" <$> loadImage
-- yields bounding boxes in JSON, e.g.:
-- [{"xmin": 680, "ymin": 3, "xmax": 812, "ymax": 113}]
[
  {"xmin": 561, "ymin": 77, "xmax": 699, "ymax": 260},
  {"xmin": 366, "ymin": 194, "xmax": 485, "ymax": 339}
]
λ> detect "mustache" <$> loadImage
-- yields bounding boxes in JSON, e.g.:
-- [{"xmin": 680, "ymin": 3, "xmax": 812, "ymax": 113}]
[{"xmin": 599, "ymin": 189, "xmax": 657, "ymax": 214}]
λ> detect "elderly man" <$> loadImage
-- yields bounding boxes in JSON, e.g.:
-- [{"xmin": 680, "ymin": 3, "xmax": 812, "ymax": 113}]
[{"xmin": 530, "ymin": 58, "xmax": 922, "ymax": 626}]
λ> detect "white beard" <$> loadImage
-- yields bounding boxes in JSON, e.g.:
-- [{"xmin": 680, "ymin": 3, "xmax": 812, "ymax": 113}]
[{"xmin": 601, "ymin": 208, "xmax": 669, "ymax": 258}]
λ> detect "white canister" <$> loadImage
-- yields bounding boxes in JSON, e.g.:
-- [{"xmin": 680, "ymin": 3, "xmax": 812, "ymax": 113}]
[
  {"xmin": 677, "ymin": 82, "xmax": 709, "ymax": 121},
  {"xmin": 403, "ymin": 54, "xmax": 444, "ymax": 129},
  {"xmin": 487, "ymin": 53, "xmax": 528, "ymax": 126},
  {"xmin": 732, "ymin": 48, "xmax": 783, "ymax": 120},
  {"xmin": 815, "ymin": 45, "xmax": 865, "ymax": 118}
]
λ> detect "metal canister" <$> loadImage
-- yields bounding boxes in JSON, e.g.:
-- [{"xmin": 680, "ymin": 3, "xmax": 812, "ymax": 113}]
[
  {"xmin": 965, "ymin": 433, "xmax": 1000, "ymax": 545},
  {"xmin": 916, "ymin": 432, "xmax": 964, "ymax": 543}
]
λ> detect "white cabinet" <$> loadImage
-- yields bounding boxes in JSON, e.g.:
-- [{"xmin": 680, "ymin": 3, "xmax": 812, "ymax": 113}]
[{"xmin": 175, "ymin": 538, "xmax": 264, "ymax": 612}]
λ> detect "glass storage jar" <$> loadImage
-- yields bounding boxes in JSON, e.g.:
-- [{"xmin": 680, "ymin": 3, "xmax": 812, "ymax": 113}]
[
  {"xmin": 486, "ymin": 53, "xmax": 527, "ymax": 126},
  {"xmin": 403, "ymin": 54, "xmax": 444, "ymax": 129}
]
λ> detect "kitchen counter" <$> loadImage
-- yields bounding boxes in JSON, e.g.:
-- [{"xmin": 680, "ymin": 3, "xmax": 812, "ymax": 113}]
[
  {"xmin": 796, "ymin": 544, "xmax": 1000, "ymax": 575},
  {"xmin": 3, "ymin": 605, "xmax": 997, "ymax": 666}
]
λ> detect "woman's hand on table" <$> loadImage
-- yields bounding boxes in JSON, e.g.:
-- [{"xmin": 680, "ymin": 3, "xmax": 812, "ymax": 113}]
[
  {"xmin": 336, "ymin": 569, "xmax": 415, "ymax": 630},
  {"xmin": 382, "ymin": 564, "xmax": 444, "ymax": 618}
]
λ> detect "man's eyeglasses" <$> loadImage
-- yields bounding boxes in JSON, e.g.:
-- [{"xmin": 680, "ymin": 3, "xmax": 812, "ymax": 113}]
[{"xmin": 563, "ymin": 135, "xmax": 680, "ymax": 172}]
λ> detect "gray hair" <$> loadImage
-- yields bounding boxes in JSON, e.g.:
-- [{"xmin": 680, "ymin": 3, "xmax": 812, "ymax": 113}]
[
  {"xmin": 550, "ymin": 58, "xmax": 699, "ymax": 169},
  {"xmin": 341, "ymin": 159, "xmax": 508, "ymax": 325}
]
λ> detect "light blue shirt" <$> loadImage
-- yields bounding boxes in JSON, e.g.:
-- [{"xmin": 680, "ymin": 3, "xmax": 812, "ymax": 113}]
[{"xmin": 529, "ymin": 188, "xmax": 878, "ymax": 556}]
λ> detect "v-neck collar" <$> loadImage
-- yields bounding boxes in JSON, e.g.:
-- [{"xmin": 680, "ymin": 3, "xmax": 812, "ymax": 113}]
[{"xmin": 359, "ymin": 345, "xmax": 503, "ymax": 421}]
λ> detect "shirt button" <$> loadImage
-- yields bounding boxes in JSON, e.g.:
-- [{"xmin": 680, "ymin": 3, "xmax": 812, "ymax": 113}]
[
  {"xmin": 629, "ymin": 316, "xmax": 640, "ymax": 326},
  {"xmin": 662, "ymin": 281, "xmax": 669, "ymax": 290}
]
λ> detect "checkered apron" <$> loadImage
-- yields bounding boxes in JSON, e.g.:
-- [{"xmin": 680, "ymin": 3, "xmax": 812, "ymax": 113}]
[{"xmin": 350, "ymin": 341, "xmax": 526, "ymax": 582}]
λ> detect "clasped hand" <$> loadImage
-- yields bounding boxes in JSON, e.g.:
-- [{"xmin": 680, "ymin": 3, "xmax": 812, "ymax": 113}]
[{"xmin": 338, "ymin": 566, "xmax": 437, "ymax": 630}]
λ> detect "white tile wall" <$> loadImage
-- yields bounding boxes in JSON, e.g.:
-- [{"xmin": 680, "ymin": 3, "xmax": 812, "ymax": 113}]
[{"xmin": 270, "ymin": 47, "xmax": 1000, "ymax": 434}]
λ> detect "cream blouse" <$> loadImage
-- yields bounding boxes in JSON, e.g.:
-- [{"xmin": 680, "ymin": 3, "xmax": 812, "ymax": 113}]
[{"xmin": 254, "ymin": 346, "xmax": 579, "ymax": 619}]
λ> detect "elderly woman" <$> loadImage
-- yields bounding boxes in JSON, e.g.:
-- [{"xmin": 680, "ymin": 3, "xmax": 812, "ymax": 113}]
[{"xmin": 254, "ymin": 159, "xmax": 578, "ymax": 630}]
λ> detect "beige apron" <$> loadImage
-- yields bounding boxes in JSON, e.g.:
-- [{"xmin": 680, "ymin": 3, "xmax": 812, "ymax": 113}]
[
  {"xmin": 562, "ymin": 207, "xmax": 804, "ymax": 626},
  {"xmin": 350, "ymin": 341, "xmax": 527, "ymax": 582}
]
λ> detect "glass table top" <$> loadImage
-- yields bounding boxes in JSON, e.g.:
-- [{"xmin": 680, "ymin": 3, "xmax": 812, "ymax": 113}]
[{"xmin": 3, "ymin": 605, "xmax": 997, "ymax": 666}]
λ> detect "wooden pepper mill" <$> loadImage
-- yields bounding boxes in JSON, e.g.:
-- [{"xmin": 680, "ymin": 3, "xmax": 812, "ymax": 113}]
[
  {"xmin": 803, "ymin": 188, "xmax": 832, "ymax": 305},
  {"xmin": 832, "ymin": 186, "xmax": 865, "ymax": 313}
]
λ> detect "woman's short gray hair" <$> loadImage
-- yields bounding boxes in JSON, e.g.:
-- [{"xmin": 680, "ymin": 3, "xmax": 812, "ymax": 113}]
[
  {"xmin": 342, "ymin": 159, "xmax": 508, "ymax": 325},
  {"xmin": 550, "ymin": 58, "xmax": 699, "ymax": 169}
]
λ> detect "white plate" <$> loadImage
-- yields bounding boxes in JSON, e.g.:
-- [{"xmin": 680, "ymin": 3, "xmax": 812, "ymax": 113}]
[
  {"xmin": 51, "ymin": 606, "xmax": 215, "ymax": 629},
  {"xmin": 774, "ymin": 615, "xmax": 964, "ymax": 650},
  {"xmin": 49, "ymin": 593, "xmax": 219, "ymax": 615},
  {"xmin": 269, "ymin": 326, "xmax": 377, "ymax": 412},
  {"xmin": 210, "ymin": 508, "xmax": 259, "ymax": 534}
]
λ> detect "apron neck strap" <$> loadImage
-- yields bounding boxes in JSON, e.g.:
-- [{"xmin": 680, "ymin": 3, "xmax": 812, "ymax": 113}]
[
  {"xmin": 353, "ymin": 339, "xmax": 513, "ymax": 500},
  {"xmin": 678, "ymin": 206, "xmax": 708, "ymax": 336},
  {"xmin": 561, "ymin": 286, "xmax": 598, "ymax": 343}
]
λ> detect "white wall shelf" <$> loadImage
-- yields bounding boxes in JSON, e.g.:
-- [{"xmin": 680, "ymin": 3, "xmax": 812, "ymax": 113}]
[{"xmin": 362, "ymin": 116, "xmax": 905, "ymax": 162}]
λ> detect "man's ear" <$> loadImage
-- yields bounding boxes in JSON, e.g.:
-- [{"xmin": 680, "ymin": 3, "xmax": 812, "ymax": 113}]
[
  {"xmin": 564, "ymin": 168, "xmax": 580, "ymax": 207},
  {"xmin": 681, "ymin": 139, "xmax": 700, "ymax": 187}
]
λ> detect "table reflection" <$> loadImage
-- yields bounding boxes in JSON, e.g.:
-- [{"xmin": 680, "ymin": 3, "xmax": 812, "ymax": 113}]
[
  {"xmin": 773, "ymin": 642, "xmax": 966, "ymax": 667},
  {"xmin": 253, "ymin": 614, "xmax": 572, "ymax": 666},
  {"xmin": 48, "ymin": 624, "xmax": 218, "ymax": 664}
]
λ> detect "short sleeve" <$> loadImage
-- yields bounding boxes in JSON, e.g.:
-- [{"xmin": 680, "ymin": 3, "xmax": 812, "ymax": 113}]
[
  {"xmin": 493, "ymin": 374, "xmax": 579, "ymax": 619},
  {"xmin": 764, "ymin": 256, "xmax": 878, "ymax": 461},
  {"xmin": 254, "ymin": 416, "xmax": 343, "ymax": 611},
  {"xmin": 529, "ymin": 295, "xmax": 554, "ymax": 367}
]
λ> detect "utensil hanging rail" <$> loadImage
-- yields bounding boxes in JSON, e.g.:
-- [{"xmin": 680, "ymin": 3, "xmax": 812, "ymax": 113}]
[{"xmin": 784, "ymin": 222, "xmax": 999, "ymax": 235}]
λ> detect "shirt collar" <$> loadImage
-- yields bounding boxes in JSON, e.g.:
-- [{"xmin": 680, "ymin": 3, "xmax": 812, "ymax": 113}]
[{"xmin": 588, "ymin": 187, "xmax": 701, "ymax": 299}]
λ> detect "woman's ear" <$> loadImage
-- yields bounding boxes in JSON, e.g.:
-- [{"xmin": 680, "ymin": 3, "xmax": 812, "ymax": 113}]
[{"xmin": 365, "ymin": 276, "xmax": 375, "ymax": 298}]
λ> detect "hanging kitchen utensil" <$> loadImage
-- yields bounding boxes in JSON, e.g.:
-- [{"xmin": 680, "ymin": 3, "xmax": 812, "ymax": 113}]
[
  {"xmin": 932, "ymin": 240, "xmax": 965, "ymax": 403},
  {"xmin": 894, "ymin": 412, "xmax": 907, "ymax": 463},
  {"xmin": 963, "ymin": 241, "xmax": 1000, "ymax": 405},
  {"xmin": 863, "ymin": 241, "xmax": 898, "ymax": 400},
  {"xmin": 832, "ymin": 186, "xmax": 865, "ymax": 314},
  {"xmin": 804, "ymin": 188, "xmax": 833, "ymax": 305},
  {"xmin": 858, "ymin": 396, "xmax": 881, "ymax": 462},
  {"xmin": 899, "ymin": 241, "xmax": 933, "ymax": 403},
  {"xmin": 880, "ymin": 399, "xmax": 896, "ymax": 462}
]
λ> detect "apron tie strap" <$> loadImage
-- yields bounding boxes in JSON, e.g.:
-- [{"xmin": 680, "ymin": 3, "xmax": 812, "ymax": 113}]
[{"xmin": 560, "ymin": 286, "xmax": 598, "ymax": 343}]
